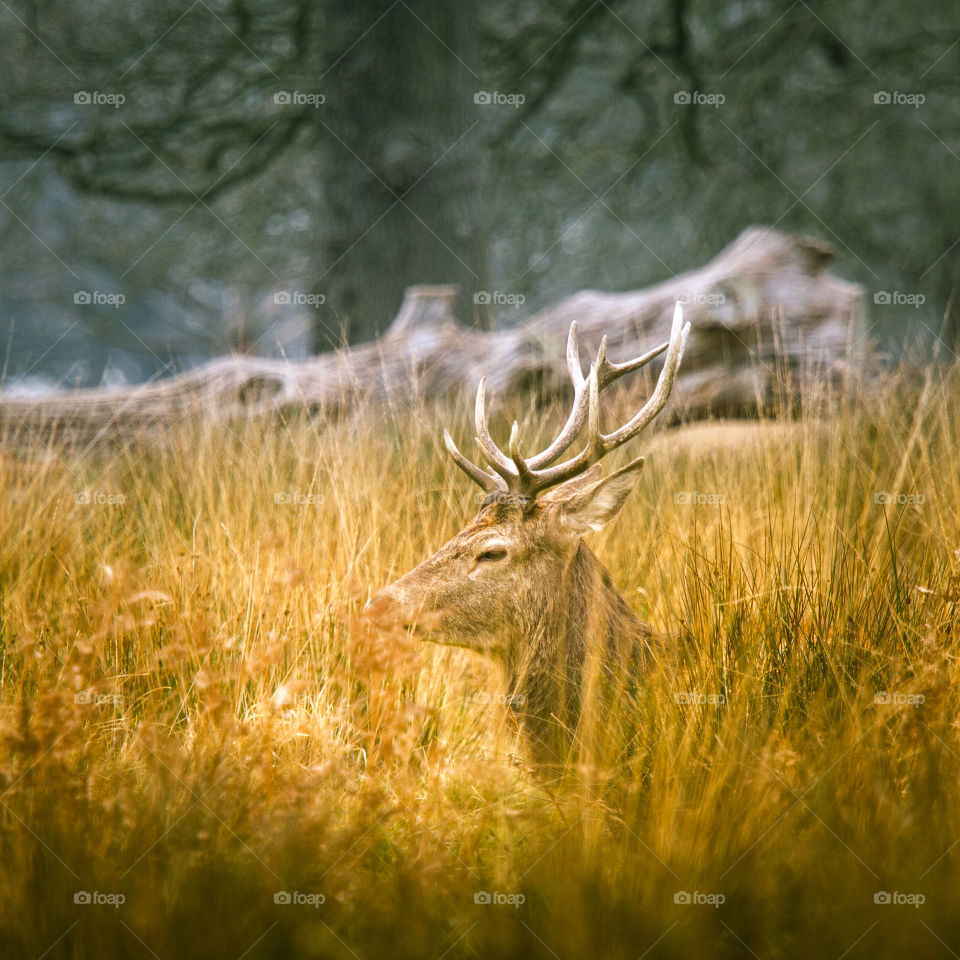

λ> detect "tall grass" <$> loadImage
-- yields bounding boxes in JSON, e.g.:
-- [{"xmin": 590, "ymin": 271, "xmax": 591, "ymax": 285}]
[{"xmin": 1, "ymin": 359, "xmax": 958, "ymax": 958}]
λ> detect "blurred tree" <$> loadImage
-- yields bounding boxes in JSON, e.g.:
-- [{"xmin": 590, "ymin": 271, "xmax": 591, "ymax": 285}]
[
  {"xmin": 315, "ymin": 0, "xmax": 488, "ymax": 343},
  {"xmin": 0, "ymin": 0, "xmax": 959, "ymax": 386},
  {"xmin": 478, "ymin": 0, "xmax": 960, "ymax": 350},
  {"xmin": 0, "ymin": 0, "xmax": 488, "ymax": 354}
]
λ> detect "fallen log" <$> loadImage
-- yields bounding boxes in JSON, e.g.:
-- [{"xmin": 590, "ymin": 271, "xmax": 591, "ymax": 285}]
[{"xmin": 0, "ymin": 226, "xmax": 862, "ymax": 441}]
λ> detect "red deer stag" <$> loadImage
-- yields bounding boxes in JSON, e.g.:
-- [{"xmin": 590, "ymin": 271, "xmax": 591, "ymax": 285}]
[{"xmin": 365, "ymin": 303, "xmax": 691, "ymax": 764}]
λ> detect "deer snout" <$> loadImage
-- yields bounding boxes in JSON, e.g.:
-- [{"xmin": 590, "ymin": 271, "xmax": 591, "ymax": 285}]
[
  {"xmin": 363, "ymin": 585, "xmax": 441, "ymax": 639},
  {"xmin": 363, "ymin": 587, "xmax": 422, "ymax": 629},
  {"xmin": 363, "ymin": 590, "xmax": 405, "ymax": 623}
]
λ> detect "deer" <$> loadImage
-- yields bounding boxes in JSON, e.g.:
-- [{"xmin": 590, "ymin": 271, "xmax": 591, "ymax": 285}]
[{"xmin": 364, "ymin": 303, "xmax": 691, "ymax": 765}]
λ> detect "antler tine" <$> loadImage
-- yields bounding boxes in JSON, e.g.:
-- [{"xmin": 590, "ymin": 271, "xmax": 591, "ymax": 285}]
[
  {"xmin": 525, "ymin": 325, "xmax": 671, "ymax": 471},
  {"xmin": 587, "ymin": 362, "xmax": 602, "ymax": 456},
  {"xmin": 443, "ymin": 303, "xmax": 690, "ymax": 500},
  {"xmin": 501, "ymin": 363, "xmax": 600, "ymax": 496},
  {"xmin": 524, "ymin": 323, "xmax": 592, "ymax": 470},
  {"xmin": 507, "ymin": 421, "xmax": 538, "ymax": 493},
  {"xmin": 474, "ymin": 377, "xmax": 519, "ymax": 481},
  {"xmin": 567, "ymin": 321, "xmax": 586, "ymax": 389},
  {"xmin": 511, "ymin": 302, "xmax": 690, "ymax": 495},
  {"xmin": 443, "ymin": 429, "xmax": 504, "ymax": 493},
  {"xmin": 596, "ymin": 337, "xmax": 671, "ymax": 389},
  {"xmin": 597, "ymin": 301, "xmax": 691, "ymax": 452}
]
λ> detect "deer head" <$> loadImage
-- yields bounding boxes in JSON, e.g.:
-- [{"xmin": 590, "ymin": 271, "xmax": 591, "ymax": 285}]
[{"xmin": 366, "ymin": 304, "xmax": 690, "ymax": 759}]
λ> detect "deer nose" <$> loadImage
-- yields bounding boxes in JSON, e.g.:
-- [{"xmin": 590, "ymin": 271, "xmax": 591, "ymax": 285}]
[
  {"xmin": 362, "ymin": 590, "xmax": 411, "ymax": 628},
  {"xmin": 363, "ymin": 592, "xmax": 396, "ymax": 616}
]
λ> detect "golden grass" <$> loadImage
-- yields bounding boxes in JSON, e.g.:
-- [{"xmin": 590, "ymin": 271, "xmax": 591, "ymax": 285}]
[{"xmin": 1, "ymin": 361, "xmax": 959, "ymax": 959}]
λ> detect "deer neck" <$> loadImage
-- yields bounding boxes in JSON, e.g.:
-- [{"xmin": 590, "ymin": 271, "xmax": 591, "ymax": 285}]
[
  {"xmin": 501, "ymin": 540, "xmax": 645, "ymax": 753},
  {"xmin": 574, "ymin": 540, "xmax": 647, "ymax": 654}
]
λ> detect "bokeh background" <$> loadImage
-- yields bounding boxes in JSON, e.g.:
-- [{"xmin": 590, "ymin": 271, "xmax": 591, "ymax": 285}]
[{"xmin": 1, "ymin": 0, "xmax": 957, "ymax": 389}]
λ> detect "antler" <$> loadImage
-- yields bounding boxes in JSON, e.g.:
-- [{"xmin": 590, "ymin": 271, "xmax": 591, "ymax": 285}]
[{"xmin": 443, "ymin": 301, "xmax": 692, "ymax": 499}]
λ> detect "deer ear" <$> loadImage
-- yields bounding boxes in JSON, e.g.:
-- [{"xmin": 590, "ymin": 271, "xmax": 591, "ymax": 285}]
[
  {"xmin": 540, "ymin": 462, "xmax": 604, "ymax": 502},
  {"xmin": 556, "ymin": 456, "xmax": 645, "ymax": 534}
]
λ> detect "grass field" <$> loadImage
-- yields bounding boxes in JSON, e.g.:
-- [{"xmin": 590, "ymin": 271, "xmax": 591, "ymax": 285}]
[{"xmin": 1, "ymin": 358, "xmax": 959, "ymax": 959}]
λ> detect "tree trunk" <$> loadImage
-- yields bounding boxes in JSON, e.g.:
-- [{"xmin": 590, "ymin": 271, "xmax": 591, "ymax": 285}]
[
  {"xmin": 314, "ymin": 0, "xmax": 488, "ymax": 349},
  {"xmin": 0, "ymin": 227, "xmax": 863, "ymax": 442}
]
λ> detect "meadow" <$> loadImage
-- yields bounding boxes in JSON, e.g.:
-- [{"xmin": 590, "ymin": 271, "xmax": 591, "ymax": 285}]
[{"xmin": 1, "ymin": 355, "xmax": 958, "ymax": 959}]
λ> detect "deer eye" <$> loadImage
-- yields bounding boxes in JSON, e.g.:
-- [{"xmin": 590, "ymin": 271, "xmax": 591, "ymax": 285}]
[{"xmin": 476, "ymin": 546, "xmax": 508, "ymax": 563}]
